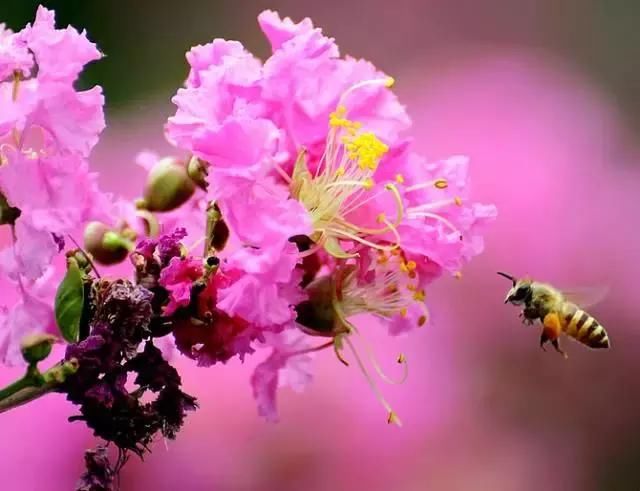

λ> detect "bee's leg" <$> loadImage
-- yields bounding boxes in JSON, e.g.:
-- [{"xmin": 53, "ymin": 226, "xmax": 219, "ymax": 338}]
[
  {"xmin": 551, "ymin": 339, "xmax": 568, "ymax": 359},
  {"xmin": 539, "ymin": 330, "xmax": 549, "ymax": 351},
  {"xmin": 520, "ymin": 306, "xmax": 537, "ymax": 326},
  {"xmin": 540, "ymin": 312, "xmax": 562, "ymax": 355}
]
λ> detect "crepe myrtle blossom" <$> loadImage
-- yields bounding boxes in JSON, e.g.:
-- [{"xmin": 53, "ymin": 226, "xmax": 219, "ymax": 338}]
[
  {"xmin": 0, "ymin": 7, "xmax": 113, "ymax": 370},
  {"xmin": 0, "ymin": 5, "xmax": 496, "ymax": 485},
  {"xmin": 167, "ymin": 11, "xmax": 495, "ymax": 423}
]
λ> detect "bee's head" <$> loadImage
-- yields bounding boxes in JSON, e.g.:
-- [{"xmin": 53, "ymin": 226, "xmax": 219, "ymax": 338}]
[{"xmin": 497, "ymin": 272, "xmax": 533, "ymax": 305}]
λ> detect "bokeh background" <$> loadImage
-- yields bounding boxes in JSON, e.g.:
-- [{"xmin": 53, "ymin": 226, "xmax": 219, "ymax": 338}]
[{"xmin": 1, "ymin": 1, "xmax": 639, "ymax": 490}]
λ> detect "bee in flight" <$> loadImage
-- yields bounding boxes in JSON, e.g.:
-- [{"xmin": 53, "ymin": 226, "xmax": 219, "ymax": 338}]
[{"xmin": 498, "ymin": 272, "xmax": 610, "ymax": 358}]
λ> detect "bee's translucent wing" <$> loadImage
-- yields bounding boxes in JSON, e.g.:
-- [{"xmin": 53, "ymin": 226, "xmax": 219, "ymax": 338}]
[{"xmin": 561, "ymin": 286, "xmax": 609, "ymax": 308}]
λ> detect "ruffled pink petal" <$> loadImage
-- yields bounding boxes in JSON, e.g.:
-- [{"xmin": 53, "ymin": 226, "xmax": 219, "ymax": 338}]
[
  {"xmin": 17, "ymin": 6, "xmax": 101, "ymax": 84},
  {"xmin": 251, "ymin": 330, "xmax": 313, "ymax": 422}
]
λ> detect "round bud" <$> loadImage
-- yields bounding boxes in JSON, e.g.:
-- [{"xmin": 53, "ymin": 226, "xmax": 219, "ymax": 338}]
[
  {"xmin": 20, "ymin": 333, "xmax": 56, "ymax": 364},
  {"xmin": 84, "ymin": 221, "xmax": 133, "ymax": 265},
  {"xmin": 187, "ymin": 156, "xmax": 209, "ymax": 190},
  {"xmin": 294, "ymin": 276, "xmax": 341, "ymax": 336},
  {"xmin": 141, "ymin": 158, "xmax": 196, "ymax": 212}
]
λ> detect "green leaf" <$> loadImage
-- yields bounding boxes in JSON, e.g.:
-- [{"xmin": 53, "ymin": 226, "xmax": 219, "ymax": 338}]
[{"xmin": 54, "ymin": 258, "xmax": 85, "ymax": 343}]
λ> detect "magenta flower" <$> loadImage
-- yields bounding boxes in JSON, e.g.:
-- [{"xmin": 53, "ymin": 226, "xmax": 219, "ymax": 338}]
[
  {"xmin": 217, "ymin": 242, "xmax": 306, "ymax": 327},
  {"xmin": 166, "ymin": 10, "xmax": 495, "ymax": 423},
  {"xmin": 258, "ymin": 10, "xmax": 411, "ymax": 162},
  {"xmin": 159, "ymin": 256, "xmax": 203, "ymax": 315}
]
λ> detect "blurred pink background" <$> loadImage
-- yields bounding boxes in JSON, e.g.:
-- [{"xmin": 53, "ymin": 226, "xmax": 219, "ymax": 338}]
[{"xmin": 1, "ymin": 1, "xmax": 639, "ymax": 490}]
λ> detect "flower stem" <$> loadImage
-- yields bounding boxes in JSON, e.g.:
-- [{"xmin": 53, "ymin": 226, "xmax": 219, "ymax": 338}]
[{"xmin": 0, "ymin": 359, "xmax": 78, "ymax": 414}]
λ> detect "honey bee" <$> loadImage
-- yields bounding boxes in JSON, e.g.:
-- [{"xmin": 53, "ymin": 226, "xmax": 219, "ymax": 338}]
[{"xmin": 498, "ymin": 272, "xmax": 610, "ymax": 357}]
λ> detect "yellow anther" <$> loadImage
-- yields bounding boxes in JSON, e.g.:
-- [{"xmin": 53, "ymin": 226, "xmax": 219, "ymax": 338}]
[
  {"xmin": 387, "ymin": 411, "xmax": 400, "ymax": 425},
  {"xmin": 413, "ymin": 289, "xmax": 425, "ymax": 302},
  {"xmin": 406, "ymin": 284, "xmax": 416, "ymax": 291},
  {"xmin": 345, "ymin": 132, "xmax": 388, "ymax": 170},
  {"xmin": 399, "ymin": 261, "xmax": 409, "ymax": 274},
  {"xmin": 397, "ymin": 353, "xmax": 406, "ymax": 364},
  {"xmin": 454, "ymin": 196, "xmax": 463, "ymax": 206},
  {"xmin": 395, "ymin": 174, "xmax": 405, "ymax": 184},
  {"xmin": 377, "ymin": 254, "xmax": 388, "ymax": 264},
  {"xmin": 334, "ymin": 166, "xmax": 345, "ymax": 177},
  {"xmin": 329, "ymin": 105, "xmax": 352, "ymax": 128},
  {"xmin": 434, "ymin": 179, "xmax": 448, "ymax": 189},
  {"xmin": 400, "ymin": 307, "xmax": 408, "ymax": 317},
  {"xmin": 363, "ymin": 177, "xmax": 375, "ymax": 190},
  {"xmin": 418, "ymin": 315, "xmax": 427, "ymax": 327},
  {"xmin": 376, "ymin": 212, "xmax": 387, "ymax": 223},
  {"xmin": 391, "ymin": 248, "xmax": 402, "ymax": 256},
  {"xmin": 384, "ymin": 77, "xmax": 395, "ymax": 88},
  {"xmin": 406, "ymin": 260, "xmax": 417, "ymax": 271},
  {"xmin": 454, "ymin": 271, "xmax": 462, "ymax": 279}
]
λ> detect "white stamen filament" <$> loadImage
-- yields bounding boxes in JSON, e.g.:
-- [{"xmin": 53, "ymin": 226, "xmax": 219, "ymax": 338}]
[
  {"xmin": 337, "ymin": 77, "xmax": 395, "ymax": 109},
  {"xmin": 351, "ymin": 325, "xmax": 408, "ymax": 385},
  {"xmin": 404, "ymin": 179, "xmax": 448, "ymax": 193},
  {"xmin": 344, "ymin": 335, "xmax": 402, "ymax": 427},
  {"xmin": 274, "ymin": 162, "xmax": 292, "ymax": 184},
  {"xmin": 407, "ymin": 210, "xmax": 462, "ymax": 237}
]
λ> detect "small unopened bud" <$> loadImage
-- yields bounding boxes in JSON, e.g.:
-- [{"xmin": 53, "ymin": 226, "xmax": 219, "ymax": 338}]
[
  {"xmin": 205, "ymin": 202, "xmax": 229, "ymax": 253},
  {"xmin": 187, "ymin": 156, "xmax": 209, "ymax": 190},
  {"xmin": 139, "ymin": 157, "xmax": 196, "ymax": 212},
  {"xmin": 20, "ymin": 333, "xmax": 56, "ymax": 364},
  {"xmin": 295, "ymin": 276, "xmax": 345, "ymax": 336},
  {"xmin": 84, "ymin": 221, "xmax": 134, "ymax": 265}
]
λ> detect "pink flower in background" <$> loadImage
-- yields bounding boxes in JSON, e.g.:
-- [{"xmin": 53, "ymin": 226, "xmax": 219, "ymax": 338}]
[
  {"xmin": 16, "ymin": 6, "xmax": 101, "ymax": 84},
  {"xmin": 0, "ymin": 6, "xmax": 111, "ymax": 366},
  {"xmin": 0, "ymin": 268, "xmax": 56, "ymax": 365}
]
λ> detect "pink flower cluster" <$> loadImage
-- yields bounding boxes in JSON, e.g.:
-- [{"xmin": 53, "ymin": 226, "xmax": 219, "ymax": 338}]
[
  {"xmin": 0, "ymin": 7, "xmax": 495, "ymax": 425},
  {"xmin": 0, "ymin": 7, "xmax": 110, "ymax": 365},
  {"xmin": 164, "ymin": 11, "xmax": 496, "ymax": 421}
]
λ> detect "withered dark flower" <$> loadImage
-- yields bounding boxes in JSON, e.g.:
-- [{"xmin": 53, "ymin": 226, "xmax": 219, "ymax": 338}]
[
  {"xmin": 62, "ymin": 279, "xmax": 197, "ymax": 458},
  {"xmin": 75, "ymin": 446, "xmax": 115, "ymax": 491}
]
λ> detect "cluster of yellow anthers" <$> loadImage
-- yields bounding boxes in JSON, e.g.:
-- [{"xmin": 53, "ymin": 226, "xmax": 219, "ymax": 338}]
[
  {"xmin": 288, "ymin": 78, "xmax": 405, "ymax": 259},
  {"xmin": 287, "ymin": 78, "xmax": 466, "ymax": 426}
]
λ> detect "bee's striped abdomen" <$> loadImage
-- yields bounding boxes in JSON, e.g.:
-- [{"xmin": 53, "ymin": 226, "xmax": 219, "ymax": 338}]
[{"xmin": 562, "ymin": 303, "xmax": 610, "ymax": 349}]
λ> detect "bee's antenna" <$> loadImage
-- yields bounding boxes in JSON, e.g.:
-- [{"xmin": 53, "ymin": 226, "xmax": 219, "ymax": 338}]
[{"xmin": 497, "ymin": 271, "xmax": 516, "ymax": 286}]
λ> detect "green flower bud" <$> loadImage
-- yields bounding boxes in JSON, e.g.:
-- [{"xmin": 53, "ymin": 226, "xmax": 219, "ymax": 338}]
[
  {"xmin": 295, "ymin": 276, "xmax": 343, "ymax": 336},
  {"xmin": 139, "ymin": 157, "xmax": 196, "ymax": 212},
  {"xmin": 83, "ymin": 221, "xmax": 134, "ymax": 265},
  {"xmin": 187, "ymin": 156, "xmax": 209, "ymax": 190},
  {"xmin": 20, "ymin": 333, "xmax": 56, "ymax": 364}
]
